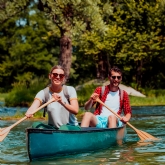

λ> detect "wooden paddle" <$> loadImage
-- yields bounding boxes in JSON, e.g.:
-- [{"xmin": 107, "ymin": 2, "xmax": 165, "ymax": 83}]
[
  {"xmin": 0, "ymin": 98, "xmax": 55, "ymax": 142},
  {"xmin": 96, "ymin": 98, "xmax": 159, "ymax": 141}
]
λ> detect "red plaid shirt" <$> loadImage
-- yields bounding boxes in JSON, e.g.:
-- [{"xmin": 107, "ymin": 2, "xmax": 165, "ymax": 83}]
[{"xmin": 93, "ymin": 85, "xmax": 132, "ymax": 116}]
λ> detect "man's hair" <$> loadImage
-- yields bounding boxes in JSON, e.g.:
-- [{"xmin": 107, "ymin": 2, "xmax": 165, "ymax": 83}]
[
  {"xmin": 108, "ymin": 66, "xmax": 122, "ymax": 76},
  {"xmin": 49, "ymin": 65, "xmax": 65, "ymax": 74}
]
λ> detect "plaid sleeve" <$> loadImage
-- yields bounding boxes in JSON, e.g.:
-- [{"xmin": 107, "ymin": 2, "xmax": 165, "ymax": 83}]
[
  {"xmin": 94, "ymin": 87, "xmax": 102, "ymax": 95},
  {"xmin": 92, "ymin": 86, "xmax": 101, "ymax": 106},
  {"xmin": 123, "ymin": 91, "xmax": 132, "ymax": 115}
]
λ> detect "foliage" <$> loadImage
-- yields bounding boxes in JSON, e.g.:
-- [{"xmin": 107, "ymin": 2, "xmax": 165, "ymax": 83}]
[
  {"xmin": 74, "ymin": 0, "xmax": 165, "ymax": 88},
  {"xmin": 69, "ymin": 51, "xmax": 97, "ymax": 84},
  {"xmin": 0, "ymin": 0, "xmax": 31, "ymax": 23},
  {"xmin": 5, "ymin": 77, "xmax": 48, "ymax": 106},
  {"xmin": 0, "ymin": 93, "xmax": 8, "ymax": 101},
  {"xmin": 37, "ymin": 0, "xmax": 108, "ymax": 79},
  {"xmin": 77, "ymin": 84, "xmax": 98, "ymax": 107},
  {"xmin": 0, "ymin": 0, "xmax": 109, "ymax": 87},
  {"xmin": 1, "ymin": 0, "xmax": 165, "ymax": 96},
  {"xmin": 39, "ymin": 0, "xmax": 107, "ymax": 34},
  {"xmin": 0, "ymin": 1, "xmax": 59, "ymax": 91}
]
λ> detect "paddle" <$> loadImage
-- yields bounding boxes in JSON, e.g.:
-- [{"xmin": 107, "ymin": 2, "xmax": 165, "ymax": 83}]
[
  {"xmin": 0, "ymin": 97, "xmax": 55, "ymax": 142},
  {"xmin": 96, "ymin": 98, "xmax": 159, "ymax": 141}
]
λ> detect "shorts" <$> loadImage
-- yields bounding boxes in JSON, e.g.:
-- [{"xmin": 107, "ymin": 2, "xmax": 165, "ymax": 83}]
[{"xmin": 96, "ymin": 115, "xmax": 123, "ymax": 128}]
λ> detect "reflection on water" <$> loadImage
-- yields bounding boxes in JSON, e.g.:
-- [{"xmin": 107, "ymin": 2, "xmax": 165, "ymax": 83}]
[{"xmin": 1, "ymin": 108, "xmax": 165, "ymax": 164}]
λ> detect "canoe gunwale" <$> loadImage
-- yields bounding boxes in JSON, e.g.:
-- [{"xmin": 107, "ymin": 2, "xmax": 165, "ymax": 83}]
[{"xmin": 26, "ymin": 125, "xmax": 126, "ymax": 134}]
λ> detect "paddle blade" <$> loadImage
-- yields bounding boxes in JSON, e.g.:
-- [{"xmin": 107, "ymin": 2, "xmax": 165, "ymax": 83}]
[
  {"xmin": 0, "ymin": 127, "xmax": 11, "ymax": 136},
  {"xmin": 96, "ymin": 98, "xmax": 159, "ymax": 142},
  {"xmin": 0, "ymin": 130, "xmax": 10, "ymax": 142},
  {"xmin": 0, "ymin": 127, "xmax": 7, "ymax": 132},
  {"xmin": 135, "ymin": 129, "xmax": 159, "ymax": 141},
  {"xmin": 0, "ymin": 98, "xmax": 55, "ymax": 142},
  {"xmin": 139, "ymin": 130, "xmax": 159, "ymax": 141}
]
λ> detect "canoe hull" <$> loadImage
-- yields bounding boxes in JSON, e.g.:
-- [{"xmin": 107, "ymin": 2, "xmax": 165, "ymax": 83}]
[{"xmin": 26, "ymin": 126, "xmax": 126, "ymax": 161}]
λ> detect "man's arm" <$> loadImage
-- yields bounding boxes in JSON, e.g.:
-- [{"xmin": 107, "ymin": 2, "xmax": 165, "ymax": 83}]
[
  {"xmin": 84, "ymin": 98, "xmax": 94, "ymax": 110},
  {"xmin": 121, "ymin": 113, "xmax": 131, "ymax": 122},
  {"xmin": 84, "ymin": 93, "xmax": 99, "ymax": 110}
]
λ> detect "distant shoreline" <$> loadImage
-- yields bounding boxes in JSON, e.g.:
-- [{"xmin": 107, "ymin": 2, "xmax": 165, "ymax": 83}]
[{"xmin": 1, "ymin": 105, "xmax": 165, "ymax": 120}]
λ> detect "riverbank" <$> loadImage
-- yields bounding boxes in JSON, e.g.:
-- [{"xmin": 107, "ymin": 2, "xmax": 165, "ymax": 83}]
[
  {"xmin": 1, "ymin": 102, "xmax": 165, "ymax": 121},
  {"xmin": 2, "ymin": 81, "xmax": 165, "ymax": 107},
  {"xmin": 1, "ymin": 93, "xmax": 165, "ymax": 106},
  {"xmin": 0, "ymin": 108, "xmax": 85, "ymax": 120},
  {"xmin": 0, "ymin": 91, "xmax": 165, "ymax": 120},
  {"xmin": 0, "ymin": 93, "xmax": 7, "ymax": 102},
  {"xmin": 129, "ymin": 95, "xmax": 165, "ymax": 106}
]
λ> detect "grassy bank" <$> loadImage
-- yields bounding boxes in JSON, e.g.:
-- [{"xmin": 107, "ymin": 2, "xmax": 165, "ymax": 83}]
[
  {"xmin": 130, "ymin": 95, "xmax": 165, "ymax": 106},
  {"xmin": 0, "ymin": 93, "xmax": 8, "ymax": 102}
]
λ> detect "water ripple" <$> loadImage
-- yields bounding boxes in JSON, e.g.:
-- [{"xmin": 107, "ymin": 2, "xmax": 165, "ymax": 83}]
[{"xmin": 0, "ymin": 113, "xmax": 165, "ymax": 164}]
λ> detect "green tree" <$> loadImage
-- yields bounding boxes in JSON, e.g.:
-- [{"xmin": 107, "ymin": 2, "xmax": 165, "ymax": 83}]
[
  {"xmin": 0, "ymin": 3, "xmax": 58, "ymax": 90},
  {"xmin": 0, "ymin": 0, "xmax": 107, "ymax": 81},
  {"xmin": 1, "ymin": 0, "xmax": 165, "ymax": 90},
  {"xmin": 75, "ymin": 0, "xmax": 165, "ymax": 89},
  {"xmin": 37, "ymin": 0, "xmax": 107, "ymax": 80}
]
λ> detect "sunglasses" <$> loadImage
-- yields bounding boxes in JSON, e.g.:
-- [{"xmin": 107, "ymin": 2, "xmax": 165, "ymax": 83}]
[
  {"xmin": 51, "ymin": 73, "xmax": 65, "ymax": 79},
  {"xmin": 111, "ymin": 76, "xmax": 121, "ymax": 80}
]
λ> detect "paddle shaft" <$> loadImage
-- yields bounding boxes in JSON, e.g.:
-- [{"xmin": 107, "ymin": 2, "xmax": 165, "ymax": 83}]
[
  {"xmin": 96, "ymin": 98, "xmax": 159, "ymax": 141},
  {"xmin": 96, "ymin": 98, "xmax": 138, "ymax": 131},
  {"xmin": 11, "ymin": 98, "xmax": 55, "ymax": 128},
  {"xmin": 0, "ymin": 98, "xmax": 55, "ymax": 135}
]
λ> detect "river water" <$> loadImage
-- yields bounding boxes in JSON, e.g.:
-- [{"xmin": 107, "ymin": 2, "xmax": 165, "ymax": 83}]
[{"xmin": 1, "ymin": 106, "xmax": 165, "ymax": 165}]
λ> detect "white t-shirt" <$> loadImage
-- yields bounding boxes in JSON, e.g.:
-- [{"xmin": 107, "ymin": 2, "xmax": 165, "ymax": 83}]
[
  {"xmin": 35, "ymin": 86, "xmax": 78, "ymax": 128},
  {"xmin": 100, "ymin": 90, "xmax": 120, "ymax": 117}
]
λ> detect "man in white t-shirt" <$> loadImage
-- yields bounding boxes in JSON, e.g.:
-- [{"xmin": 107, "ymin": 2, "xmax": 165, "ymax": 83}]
[{"xmin": 81, "ymin": 66, "xmax": 132, "ymax": 128}]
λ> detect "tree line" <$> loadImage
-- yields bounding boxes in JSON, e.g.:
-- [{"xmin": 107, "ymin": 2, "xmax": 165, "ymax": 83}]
[{"xmin": 0, "ymin": 0, "xmax": 165, "ymax": 93}]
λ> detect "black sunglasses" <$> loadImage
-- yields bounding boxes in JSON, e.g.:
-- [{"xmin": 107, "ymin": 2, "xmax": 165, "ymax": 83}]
[
  {"xmin": 51, "ymin": 73, "xmax": 65, "ymax": 79},
  {"xmin": 111, "ymin": 76, "xmax": 121, "ymax": 80}
]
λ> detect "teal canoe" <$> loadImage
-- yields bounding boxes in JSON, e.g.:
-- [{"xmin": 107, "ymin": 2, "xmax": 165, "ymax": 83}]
[{"xmin": 26, "ymin": 125, "xmax": 126, "ymax": 161}]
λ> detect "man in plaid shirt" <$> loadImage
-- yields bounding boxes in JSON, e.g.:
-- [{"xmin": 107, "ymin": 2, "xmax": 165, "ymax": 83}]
[{"xmin": 81, "ymin": 66, "xmax": 132, "ymax": 128}]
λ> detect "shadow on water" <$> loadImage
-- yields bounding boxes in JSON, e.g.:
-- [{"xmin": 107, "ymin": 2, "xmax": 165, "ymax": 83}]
[{"xmin": 1, "ymin": 106, "xmax": 165, "ymax": 164}]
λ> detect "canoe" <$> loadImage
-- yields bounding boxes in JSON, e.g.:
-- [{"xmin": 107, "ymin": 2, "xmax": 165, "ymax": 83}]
[{"xmin": 26, "ymin": 125, "xmax": 126, "ymax": 161}]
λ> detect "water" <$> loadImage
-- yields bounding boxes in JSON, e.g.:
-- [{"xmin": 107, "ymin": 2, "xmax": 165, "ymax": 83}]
[
  {"xmin": 1, "ymin": 107, "xmax": 165, "ymax": 164},
  {"xmin": 0, "ymin": 106, "xmax": 28, "ymax": 117}
]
